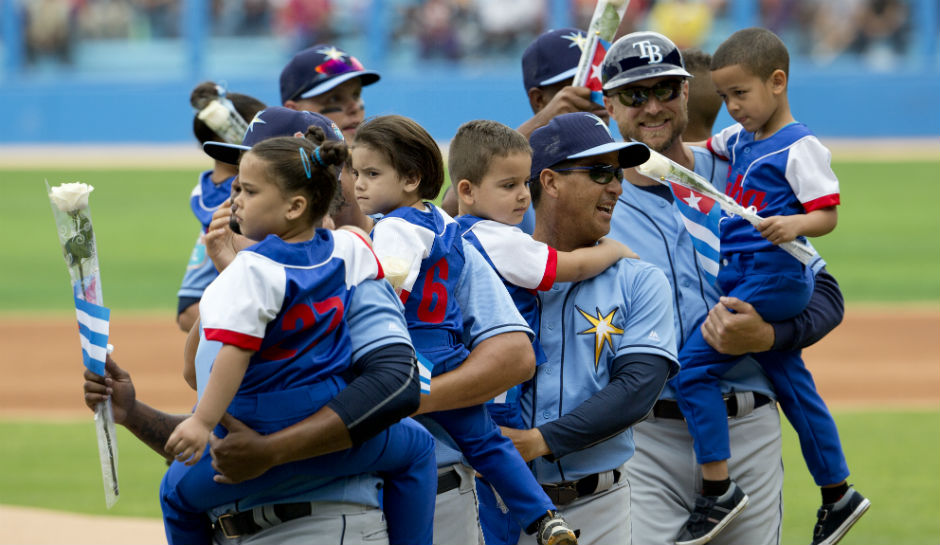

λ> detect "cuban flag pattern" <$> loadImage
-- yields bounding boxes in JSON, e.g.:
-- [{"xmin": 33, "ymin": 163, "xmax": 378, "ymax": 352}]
[
  {"xmin": 74, "ymin": 296, "xmax": 111, "ymax": 376},
  {"xmin": 669, "ymin": 181, "xmax": 722, "ymax": 287},
  {"xmin": 583, "ymin": 37, "xmax": 612, "ymax": 106}
]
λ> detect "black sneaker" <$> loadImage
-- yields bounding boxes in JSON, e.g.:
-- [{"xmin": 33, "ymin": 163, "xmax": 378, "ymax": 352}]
[
  {"xmin": 535, "ymin": 511, "xmax": 578, "ymax": 545},
  {"xmin": 811, "ymin": 486, "xmax": 871, "ymax": 545},
  {"xmin": 675, "ymin": 480, "xmax": 749, "ymax": 545}
]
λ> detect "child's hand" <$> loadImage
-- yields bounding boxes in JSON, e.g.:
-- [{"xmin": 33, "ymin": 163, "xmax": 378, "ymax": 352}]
[
  {"xmin": 598, "ymin": 237, "xmax": 640, "ymax": 260},
  {"xmin": 205, "ymin": 199, "xmax": 251, "ymax": 272},
  {"xmin": 164, "ymin": 415, "xmax": 211, "ymax": 465},
  {"xmin": 757, "ymin": 215, "xmax": 802, "ymax": 245}
]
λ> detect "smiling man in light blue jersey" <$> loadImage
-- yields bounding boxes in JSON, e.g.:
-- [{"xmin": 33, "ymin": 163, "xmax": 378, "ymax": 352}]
[{"xmin": 600, "ymin": 31, "xmax": 847, "ymax": 545}]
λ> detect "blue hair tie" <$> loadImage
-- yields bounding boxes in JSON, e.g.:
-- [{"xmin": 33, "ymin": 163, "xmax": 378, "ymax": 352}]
[
  {"xmin": 299, "ymin": 147, "xmax": 312, "ymax": 179},
  {"xmin": 313, "ymin": 146, "xmax": 325, "ymax": 167}
]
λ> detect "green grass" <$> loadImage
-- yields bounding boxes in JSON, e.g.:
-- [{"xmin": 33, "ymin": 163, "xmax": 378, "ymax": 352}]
[
  {"xmin": 780, "ymin": 410, "xmax": 940, "ymax": 544},
  {"xmin": 2, "ymin": 160, "xmax": 937, "ymax": 312},
  {"xmin": 2, "ymin": 409, "xmax": 938, "ymax": 543},
  {"xmin": 0, "ymin": 420, "xmax": 170, "ymax": 517}
]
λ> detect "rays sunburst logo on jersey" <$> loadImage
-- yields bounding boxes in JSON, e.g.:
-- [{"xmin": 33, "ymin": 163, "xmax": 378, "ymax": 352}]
[{"xmin": 576, "ymin": 306, "xmax": 624, "ymax": 369}]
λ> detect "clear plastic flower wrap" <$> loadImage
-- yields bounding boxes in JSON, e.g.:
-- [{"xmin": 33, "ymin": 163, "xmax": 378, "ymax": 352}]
[
  {"xmin": 47, "ymin": 181, "xmax": 120, "ymax": 508},
  {"xmin": 636, "ymin": 150, "xmax": 819, "ymax": 265}
]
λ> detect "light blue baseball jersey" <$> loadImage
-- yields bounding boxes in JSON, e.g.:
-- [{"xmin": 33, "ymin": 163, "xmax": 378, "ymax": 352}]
[
  {"xmin": 523, "ymin": 258, "xmax": 678, "ymax": 483},
  {"xmin": 177, "ymin": 171, "xmax": 235, "ymax": 303}
]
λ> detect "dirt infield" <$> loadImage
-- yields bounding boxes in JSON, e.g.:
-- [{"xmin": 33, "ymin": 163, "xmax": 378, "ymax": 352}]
[{"xmin": 1, "ymin": 306, "xmax": 938, "ymax": 543}]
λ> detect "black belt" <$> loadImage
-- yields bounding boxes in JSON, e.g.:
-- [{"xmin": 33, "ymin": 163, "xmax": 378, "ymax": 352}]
[
  {"xmin": 437, "ymin": 468, "xmax": 461, "ymax": 494},
  {"xmin": 213, "ymin": 502, "xmax": 314, "ymax": 539},
  {"xmin": 653, "ymin": 392, "xmax": 773, "ymax": 420},
  {"xmin": 541, "ymin": 469, "xmax": 622, "ymax": 506}
]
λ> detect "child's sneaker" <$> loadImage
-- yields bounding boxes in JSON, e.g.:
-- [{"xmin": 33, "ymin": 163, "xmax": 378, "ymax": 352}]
[
  {"xmin": 675, "ymin": 480, "xmax": 749, "ymax": 545},
  {"xmin": 535, "ymin": 511, "xmax": 578, "ymax": 545},
  {"xmin": 811, "ymin": 486, "xmax": 870, "ymax": 545}
]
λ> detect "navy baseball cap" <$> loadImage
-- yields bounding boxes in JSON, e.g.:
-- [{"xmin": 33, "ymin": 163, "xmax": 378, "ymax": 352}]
[
  {"xmin": 522, "ymin": 28, "xmax": 587, "ymax": 91},
  {"xmin": 280, "ymin": 44, "xmax": 380, "ymax": 104},
  {"xmin": 529, "ymin": 112, "xmax": 650, "ymax": 181},
  {"xmin": 203, "ymin": 106, "xmax": 345, "ymax": 165}
]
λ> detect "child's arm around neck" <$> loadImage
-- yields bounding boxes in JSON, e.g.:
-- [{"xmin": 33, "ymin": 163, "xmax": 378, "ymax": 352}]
[{"xmin": 554, "ymin": 237, "xmax": 638, "ymax": 283}]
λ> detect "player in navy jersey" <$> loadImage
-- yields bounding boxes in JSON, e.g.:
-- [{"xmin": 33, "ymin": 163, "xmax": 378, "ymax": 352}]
[
  {"xmin": 176, "ymin": 82, "xmax": 265, "ymax": 332},
  {"xmin": 159, "ymin": 128, "xmax": 436, "ymax": 545},
  {"xmin": 350, "ymin": 115, "xmax": 579, "ymax": 545}
]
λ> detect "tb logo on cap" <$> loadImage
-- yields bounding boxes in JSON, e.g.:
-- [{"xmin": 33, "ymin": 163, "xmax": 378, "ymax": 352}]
[{"xmin": 632, "ymin": 40, "xmax": 663, "ymax": 63}]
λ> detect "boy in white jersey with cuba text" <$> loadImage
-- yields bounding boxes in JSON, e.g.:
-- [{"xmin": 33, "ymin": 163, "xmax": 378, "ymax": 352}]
[
  {"xmin": 449, "ymin": 119, "xmax": 638, "ymax": 545},
  {"xmin": 672, "ymin": 27, "xmax": 869, "ymax": 545}
]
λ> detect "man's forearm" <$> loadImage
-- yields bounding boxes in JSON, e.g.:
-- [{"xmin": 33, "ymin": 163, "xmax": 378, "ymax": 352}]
[
  {"xmin": 263, "ymin": 406, "xmax": 353, "ymax": 467},
  {"xmin": 123, "ymin": 401, "xmax": 186, "ymax": 461},
  {"xmin": 772, "ymin": 268, "xmax": 844, "ymax": 351},
  {"xmin": 416, "ymin": 332, "xmax": 535, "ymax": 414}
]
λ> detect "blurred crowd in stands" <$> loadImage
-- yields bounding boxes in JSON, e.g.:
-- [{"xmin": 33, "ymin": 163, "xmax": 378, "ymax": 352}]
[{"xmin": 21, "ymin": 0, "xmax": 917, "ymax": 70}]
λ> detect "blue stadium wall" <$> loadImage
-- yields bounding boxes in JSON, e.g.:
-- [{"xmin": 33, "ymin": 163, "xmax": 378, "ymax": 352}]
[{"xmin": 2, "ymin": 65, "xmax": 937, "ymax": 144}]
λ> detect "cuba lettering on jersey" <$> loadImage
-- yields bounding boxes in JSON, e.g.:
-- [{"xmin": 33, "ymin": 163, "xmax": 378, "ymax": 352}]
[
  {"xmin": 707, "ymin": 122, "xmax": 840, "ymax": 255},
  {"xmin": 200, "ymin": 228, "xmax": 384, "ymax": 395},
  {"xmin": 457, "ymin": 215, "xmax": 555, "ymax": 407},
  {"xmin": 190, "ymin": 170, "xmax": 235, "ymax": 231},
  {"xmin": 524, "ymin": 259, "xmax": 678, "ymax": 483},
  {"xmin": 371, "ymin": 204, "xmax": 465, "ymax": 388}
]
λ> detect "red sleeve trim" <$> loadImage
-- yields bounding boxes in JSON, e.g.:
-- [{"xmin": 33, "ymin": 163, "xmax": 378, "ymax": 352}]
[
  {"xmin": 706, "ymin": 138, "xmax": 729, "ymax": 161},
  {"xmin": 204, "ymin": 328, "xmax": 263, "ymax": 351},
  {"xmin": 803, "ymin": 193, "xmax": 840, "ymax": 213},
  {"xmin": 348, "ymin": 230, "xmax": 385, "ymax": 280},
  {"xmin": 536, "ymin": 246, "xmax": 558, "ymax": 291},
  {"xmin": 399, "ymin": 288, "xmax": 410, "ymax": 305}
]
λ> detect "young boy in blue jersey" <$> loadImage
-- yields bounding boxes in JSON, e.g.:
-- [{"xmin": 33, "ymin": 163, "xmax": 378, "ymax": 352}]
[
  {"xmin": 176, "ymin": 82, "xmax": 265, "ymax": 332},
  {"xmin": 449, "ymin": 119, "xmax": 637, "ymax": 545},
  {"xmin": 350, "ymin": 115, "xmax": 579, "ymax": 545},
  {"xmin": 673, "ymin": 27, "xmax": 868, "ymax": 545}
]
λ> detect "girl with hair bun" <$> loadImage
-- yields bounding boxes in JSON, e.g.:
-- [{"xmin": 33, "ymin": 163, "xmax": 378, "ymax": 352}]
[{"xmin": 159, "ymin": 127, "xmax": 436, "ymax": 545}]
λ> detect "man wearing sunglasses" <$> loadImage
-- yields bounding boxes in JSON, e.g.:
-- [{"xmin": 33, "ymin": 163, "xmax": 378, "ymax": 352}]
[
  {"xmin": 599, "ymin": 31, "xmax": 847, "ymax": 545},
  {"xmin": 495, "ymin": 112, "xmax": 679, "ymax": 545},
  {"xmin": 280, "ymin": 44, "xmax": 380, "ymax": 141}
]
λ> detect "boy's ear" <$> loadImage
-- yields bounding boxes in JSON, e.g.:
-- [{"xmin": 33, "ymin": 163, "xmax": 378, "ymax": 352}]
[
  {"xmin": 770, "ymin": 69, "xmax": 787, "ymax": 93},
  {"xmin": 402, "ymin": 173, "xmax": 421, "ymax": 194},
  {"xmin": 285, "ymin": 194, "xmax": 308, "ymax": 220},
  {"xmin": 456, "ymin": 179, "xmax": 475, "ymax": 205}
]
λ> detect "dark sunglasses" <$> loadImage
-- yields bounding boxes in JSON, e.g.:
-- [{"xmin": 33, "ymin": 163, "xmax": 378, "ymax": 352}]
[
  {"xmin": 613, "ymin": 79, "xmax": 683, "ymax": 108},
  {"xmin": 553, "ymin": 164, "xmax": 623, "ymax": 185}
]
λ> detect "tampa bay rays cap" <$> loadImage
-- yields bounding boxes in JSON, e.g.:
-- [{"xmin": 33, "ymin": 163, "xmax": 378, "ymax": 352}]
[
  {"xmin": 280, "ymin": 44, "xmax": 380, "ymax": 104},
  {"xmin": 203, "ymin": 106, "xmax": 345, "ymax": 165},
  {"xmin": 529, "ymin": 112, "xmax": 650, "ymax": 181},
  {"xmin": 601, "ymin": 31, "xmax": 691, "ymax": 91},
  {"xmin": 522, "ymin": 28, "xmax": 587, "ymax": 91}
]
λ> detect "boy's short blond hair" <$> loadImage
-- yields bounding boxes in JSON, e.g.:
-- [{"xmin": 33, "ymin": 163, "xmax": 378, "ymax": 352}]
[
  {"xmin": 711, "ymin": 27, "xmax": 789, "ymax": 80},
  {"xmin": 448, "ymin": 120, "xmax": 531, "ymax": 187}
]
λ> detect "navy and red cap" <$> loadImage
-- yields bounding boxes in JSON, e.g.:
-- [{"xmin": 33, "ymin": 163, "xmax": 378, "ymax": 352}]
[
  {"xmin": 522, "ymin": 28, "xmax": 588, "ymax": 91},
  {"xmin": 529, "ymin": 112, "xmax": 650, "ymax": 181},
  {"xmin": 203, "ymin": 106, "xmax": 344, "ymax": 165},
  {"xmin": 280, "ymin": 44, "xmax": 380, "ymax": 104}
]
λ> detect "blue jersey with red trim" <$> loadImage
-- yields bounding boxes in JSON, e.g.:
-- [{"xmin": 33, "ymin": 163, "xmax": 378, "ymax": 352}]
[
  {"xmin": 190, "ymin": 170, "xmax": 235, "ymax": 230},
  {"xmin": 371, "ymin": 204, "xmax": 465, "ymax": 351},
  {"xmin": 199, "ymin": 228, "xmax": 386, "ymax": 395},
  {"xmin": 707, "ymin": 122, "xmax": 840, "ymax": 256}
]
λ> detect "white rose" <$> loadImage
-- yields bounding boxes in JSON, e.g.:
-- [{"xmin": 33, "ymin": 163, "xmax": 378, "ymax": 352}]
[
  {"xmin": 197, "ymin": 100, "xmax": 232, "ymax": 131},
  {"xmin": 635, "ymin": 150, "xmax": 673, "ymax": 180},
  {"xmin": 49, "ymin": 182, "xmax": 94, "ymax": 212}
]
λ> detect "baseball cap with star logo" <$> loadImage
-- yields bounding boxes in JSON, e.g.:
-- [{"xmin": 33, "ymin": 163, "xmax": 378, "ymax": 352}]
[
  {"xmin": 528, "ymin": 112, "xmax": 650, "ymax": 181},
  {"xmin": 522, "ymin": 28, "xmax": 588, "ymax": 91},
  {"xmin": 279, "ymin": 44, "xmax": 381, "ymax": 104},
  {"xmin": 203, "ymin": 106, "xmax": 345, "ymax": 165}
]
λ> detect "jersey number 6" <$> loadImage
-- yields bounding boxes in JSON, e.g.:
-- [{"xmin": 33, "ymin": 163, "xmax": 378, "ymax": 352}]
[{"xmin": 417, "ymin": 257, "xmax": 449, "ymax": 324}]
